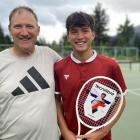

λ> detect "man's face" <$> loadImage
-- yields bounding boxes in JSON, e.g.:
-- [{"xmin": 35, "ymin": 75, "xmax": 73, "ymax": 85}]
[
  {"xmin": 67, "ymin": 26, "xmax": 95, "ymax": 54},
  {"xmin": 9, "ymin": 10, "xmax": 40, "ymax": 54}
]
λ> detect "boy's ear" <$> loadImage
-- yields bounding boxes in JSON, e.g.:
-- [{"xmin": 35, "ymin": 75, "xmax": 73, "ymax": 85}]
[
  {"xmin": 92, "ymin": 32, "xmax": 96, "ymax": 39},
  {"xmin": 67, "ymin": 34, "xmax": 70, "ymax": 42}
]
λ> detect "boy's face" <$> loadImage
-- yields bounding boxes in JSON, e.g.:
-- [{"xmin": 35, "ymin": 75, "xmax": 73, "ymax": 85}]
[{"xmin": 67, "ymin": 26, "xmax": 95, "ymax": 54}]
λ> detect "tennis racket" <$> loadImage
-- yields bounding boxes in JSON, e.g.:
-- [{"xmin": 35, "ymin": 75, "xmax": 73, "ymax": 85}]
[{"xmin": 76, "ymin": 76, "xmax": 123, "ymax": 140}]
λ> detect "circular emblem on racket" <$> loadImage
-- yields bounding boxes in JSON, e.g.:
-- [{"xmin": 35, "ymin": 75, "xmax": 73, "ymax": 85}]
[
  {"xmin": 76, "ymin": 76, "xmax": 123, "ymax": 139},
  {"xmin": 84, "ymin": 82, "xmax": 117, "ymax": 121}
]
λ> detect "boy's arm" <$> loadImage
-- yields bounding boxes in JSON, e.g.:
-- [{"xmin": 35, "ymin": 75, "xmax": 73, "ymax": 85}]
[
  {"xmin": 55, "ymin": 94, "xmax": 76, "ymax": 140},
  {"xmin": 77, "ymin": 96, "xmax": 126, "ymax": 140}
]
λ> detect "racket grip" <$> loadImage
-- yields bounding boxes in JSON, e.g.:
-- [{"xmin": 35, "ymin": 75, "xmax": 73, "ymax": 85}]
[{"xmin": 76, "ymin": 137, "xmax": 87, "ymax": 140}]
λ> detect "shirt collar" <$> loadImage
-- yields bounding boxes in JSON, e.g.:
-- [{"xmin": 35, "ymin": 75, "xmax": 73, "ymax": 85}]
[{"xmin": 70, "ymin": 50, "xmax": 97, "ymax": 64}]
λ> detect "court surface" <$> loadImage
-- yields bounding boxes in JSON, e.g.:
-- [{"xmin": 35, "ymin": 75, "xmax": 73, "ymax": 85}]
[{"xmin": 112, "ymin": 63, "xmax": 140, "ymax": 140}]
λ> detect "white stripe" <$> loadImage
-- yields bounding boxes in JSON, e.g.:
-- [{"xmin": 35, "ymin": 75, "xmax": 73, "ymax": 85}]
[
  {"xmin": 70, "ymin": 50, "xmax": 97, "ymax": 63},
  {"xmin": 27, "ymin": 73, "xmax": 41, "ymax": 90},
  {"xmin": 128, "ymin": 89, "xmax": 140, "ymax": 91},
  {"xmin": 55, "ymin": 91, "xmax": 60, "ymax": 95},
  {"xmin": 127, "ymin": 89, "xmax": 140, "ymax": 96}
]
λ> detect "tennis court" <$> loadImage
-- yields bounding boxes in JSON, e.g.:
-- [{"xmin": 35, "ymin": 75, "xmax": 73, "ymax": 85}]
[{"xmin": 113, "ymin": 62, "xmax": 140, "ymax": 140}]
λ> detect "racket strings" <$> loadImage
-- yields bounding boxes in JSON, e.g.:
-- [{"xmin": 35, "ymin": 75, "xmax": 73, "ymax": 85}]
[
  {"xmin": 104, "ymin": 96, "xmax": 120, "ymax": 122},
  {"xmin": 102, "ymin": 82, "xmax": 121, "ymax": 122},
  {"xmin": 77, "ymin": 78, "xmax": 122, "ymax": 127}
]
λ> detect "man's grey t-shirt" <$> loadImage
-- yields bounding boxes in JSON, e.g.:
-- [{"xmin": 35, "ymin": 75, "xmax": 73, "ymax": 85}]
[{"xmin": 0, "ymin": 46, "xmax": 61, "ymax": 140}]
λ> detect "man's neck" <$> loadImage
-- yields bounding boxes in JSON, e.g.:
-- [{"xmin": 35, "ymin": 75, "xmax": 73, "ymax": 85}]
[{"xmin": 11, "ymin": 46, "xmax": 35, "ymax": 57}]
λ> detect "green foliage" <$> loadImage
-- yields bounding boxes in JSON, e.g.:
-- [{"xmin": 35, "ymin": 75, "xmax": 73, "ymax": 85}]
[
  {"xmin": 4, "ymin": 35, "xmax": 12, "ymax": 44},
  {"xmin": 0, "ymin": 24, "xmax": 5, "ymax": 44},
  {"xmin": 60, "ymin": 3, "xmax": 110, "ymax": 48},
  {"xmin": 60, "ymin": 34, "xmax": 71, "ymax": 47},
  {"xmin": 117, "ymin": 17, "xmax": 135, "ymax": 46},
  {"xmin": 134, "ymin": 34, "xmax": 140, "ymax": 55},
  {"xmin": 0, "ymin": 24, "xmax": 12, "ymax": 51},
  {"xmin": 93, "ymin": 3, "xmax": 109, "ymax": 46},
  {"xmin": 134, "ymin": 34, "xmax": 140, "ymax": 48},
  {"xmin": 0, "ymin": 8, "xmax": 139, "ymax": 57},
  {"xmin": 0, "ymin": 23, "xmax": 12, "ymax": 51},
  {"xmin": 36, "ymin": 37, "xmax": 47, "ymax": 46}
]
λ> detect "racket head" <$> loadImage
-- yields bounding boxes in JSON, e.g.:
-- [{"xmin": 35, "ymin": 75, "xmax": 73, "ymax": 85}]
[{"xmin": 76, "ymin": 76, "xmax": 123, "ymax": 131}]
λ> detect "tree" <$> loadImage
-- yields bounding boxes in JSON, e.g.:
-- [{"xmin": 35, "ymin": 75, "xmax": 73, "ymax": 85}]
[
  {"xmin": 59, "ymin": 3, "xmax": 110, "ymax": 47},
  {"xmin": 4, "ymin": 35, "xmax": 12, "ymax": 44},
  {"xmin": 0, "ymin": 23, "xmax": 5, "ymax": 44},
  {"xmin": 36, "ymin": 37, "xmax": 47, "ymax": 46},
  {"xmin": 117, "ymin": 17, "xmax": 134, "ymax": 46},
  {"xmin": 93, "ymin": 3, "xmax": 109, "ymax": 46},
  {"xmin": 0, "ymin": 23, "xmax": 13, "ymax": 51},
  {"xmin": 134, "ymin": 34, "xmax": 140, "ymax": 54}
]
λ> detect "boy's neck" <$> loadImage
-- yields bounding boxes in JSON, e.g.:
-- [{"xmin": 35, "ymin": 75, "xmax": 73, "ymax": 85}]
[{"xmin": 73, "ymin": 49, "xmax": 93, "ymax": 63}]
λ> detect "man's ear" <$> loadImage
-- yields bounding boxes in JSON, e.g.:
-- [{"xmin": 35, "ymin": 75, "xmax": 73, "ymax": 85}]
[
  {"xmin": 8, "ymin": 25, "xmax": 12, "ymax": 36},
  {"xmin": 37, "ymin": 25, "xmax": 40, "ymax": 35},
  {"xmin": 8, "ymin": 25, "xmax": 11, "ymax": 32}
]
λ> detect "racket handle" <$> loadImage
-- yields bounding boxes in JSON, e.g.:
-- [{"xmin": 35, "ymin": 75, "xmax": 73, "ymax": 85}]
[{"xmin": 76, "ymin": 137, "xmax": 87, "ymax": 140}]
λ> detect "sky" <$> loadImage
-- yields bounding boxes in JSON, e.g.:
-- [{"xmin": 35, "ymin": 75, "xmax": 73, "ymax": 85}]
[{"xmin": 0, "ymin": 0, "xmax": 140, "ymax": 43}]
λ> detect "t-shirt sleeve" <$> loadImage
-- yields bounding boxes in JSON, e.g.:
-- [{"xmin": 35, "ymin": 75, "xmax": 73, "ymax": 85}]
[
  {"xmin": 54, "ymin": 63, "xmax": 61, "ymax": 95},
  {"xmin": 48, "ymin": 47, "xmax": 62, "ymax": 62}
]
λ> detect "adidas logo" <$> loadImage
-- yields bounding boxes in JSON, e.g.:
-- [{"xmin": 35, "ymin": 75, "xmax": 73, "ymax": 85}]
[{"xmin": 11, "ymin": 66, "xmax": 50, "ymax": 96}]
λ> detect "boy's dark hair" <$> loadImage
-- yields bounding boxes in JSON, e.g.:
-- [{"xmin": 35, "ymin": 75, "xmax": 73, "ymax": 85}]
[{"xmin": 66, "ymin": 11, "xmax": 95, "ymax": 33}]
